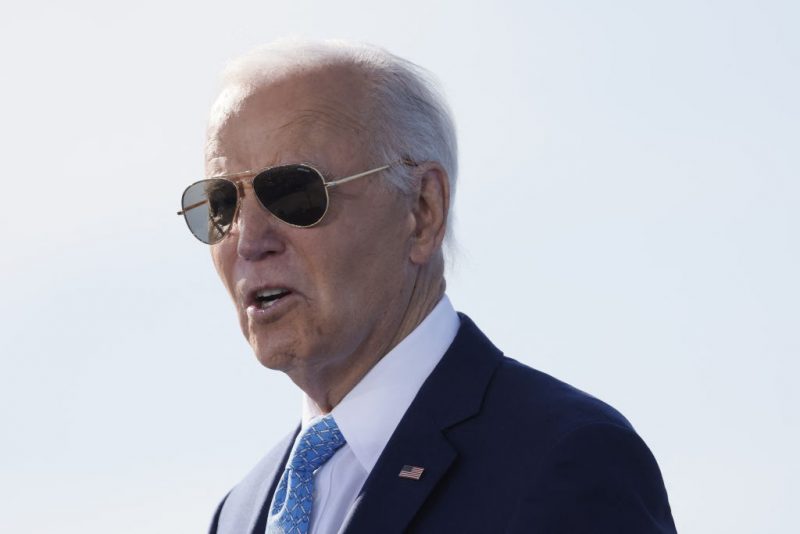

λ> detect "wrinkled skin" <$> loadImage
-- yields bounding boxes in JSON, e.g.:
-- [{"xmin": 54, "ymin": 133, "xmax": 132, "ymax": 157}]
[{"xmin": 207, "ymin": 64, "xmax": 449, "ymax": 411}]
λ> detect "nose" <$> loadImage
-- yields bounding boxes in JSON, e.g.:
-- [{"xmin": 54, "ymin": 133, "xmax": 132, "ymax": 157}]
[{"xmin": 234, "ymin": 189, "xmax": 286, "ymax": 261}]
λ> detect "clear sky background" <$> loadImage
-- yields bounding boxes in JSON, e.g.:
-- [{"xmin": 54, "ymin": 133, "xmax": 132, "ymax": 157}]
[{"xmin": 1, "ymin": 1, "xmax": 797, "ymax": 533}]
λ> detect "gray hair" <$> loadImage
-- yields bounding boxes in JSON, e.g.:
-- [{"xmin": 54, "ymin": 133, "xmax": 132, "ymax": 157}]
[{"xmin": 216, "ymin": 39, "xmax": 459, "ymax": 247}]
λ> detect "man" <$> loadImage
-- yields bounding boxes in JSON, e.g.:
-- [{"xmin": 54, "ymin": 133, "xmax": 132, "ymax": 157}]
[{"xmin": 179, "ymin": 40, "xmax": 677, "ymax": 533}]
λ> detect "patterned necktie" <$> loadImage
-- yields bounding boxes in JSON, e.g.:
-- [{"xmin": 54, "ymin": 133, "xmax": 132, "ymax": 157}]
[{"xmin": 266, "ymin": 414, "xmax": 346, "ymax": 534}]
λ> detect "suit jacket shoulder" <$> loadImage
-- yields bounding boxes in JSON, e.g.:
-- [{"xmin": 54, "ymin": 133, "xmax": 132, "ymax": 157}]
[
  {"xmin": 344, "ymin": 314, "xmax": 676, "ymax": 533},
  {"xmin": 464, "ymin": 355, "xmax": 676, "ymax": 533},
  {"xmin": 487, "ymin": 353, "xmax": 635, "ymax": 449}
]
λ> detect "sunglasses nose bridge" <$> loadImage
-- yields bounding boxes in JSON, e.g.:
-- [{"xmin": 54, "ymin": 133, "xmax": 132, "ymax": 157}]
[
  {"xmin": 239, "ymin": 177, "xmax": 275, "ymax": 220},
  {"xmin": 222, "ymin": 178, "xmax": 256, "ymax": 224},
  {"xmin": 234, "ymin": 179, "xmax": 282, "ymax": 232},
  {"xmin": 233, "ymin": 188, "xmax": 288, "ymax": 260}
]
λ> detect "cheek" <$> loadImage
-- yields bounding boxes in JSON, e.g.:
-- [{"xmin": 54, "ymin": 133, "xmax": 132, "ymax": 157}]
[
  {"xmin": 314, "ymin": 219, "xmax": 411, "ymax": 304},
  {"xmin": 210, "ymin": 241, "xmax": 238, "ymax": 297},
  {"xmin": 294, "ymin": 191, "xmax": 414, "ymax": 317}
]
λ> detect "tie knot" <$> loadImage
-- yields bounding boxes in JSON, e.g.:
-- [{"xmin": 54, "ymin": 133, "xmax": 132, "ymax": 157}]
[{"xmin": 289, "ymin": 414, "xmax": 346, "ymax": 475}]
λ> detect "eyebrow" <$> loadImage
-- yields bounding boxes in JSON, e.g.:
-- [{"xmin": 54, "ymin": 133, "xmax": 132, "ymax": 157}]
[{"xmin": 208, "ymin": 161, "xmax": 338, "ymax": 182}]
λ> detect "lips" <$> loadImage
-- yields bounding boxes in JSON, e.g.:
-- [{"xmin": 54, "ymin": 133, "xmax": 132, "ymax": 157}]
[{"xmin": 241, "ymin": 283, "xmax": 297, "ymax": 322}]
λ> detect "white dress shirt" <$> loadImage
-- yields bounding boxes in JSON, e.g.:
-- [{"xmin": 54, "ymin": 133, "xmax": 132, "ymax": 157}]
[{"xmin": 268, "ymin": 295, "xmax": 459, "ymax": 534}]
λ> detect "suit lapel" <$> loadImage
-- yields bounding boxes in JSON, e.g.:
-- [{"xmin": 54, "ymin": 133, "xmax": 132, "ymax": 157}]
[
  {"xmin": 339, "ymin": 408, "xmax": 457, "ymax": 534},
  {"xmin": 215, "ymin": 426, "xmax": 298, "ymax": 534},
  {"xmin": 341, "ymin": 314, "xmax": 503, "ymax": 533},
  {"xmin": 246, "ymin": 427, "xmax": 298, "ymax": 534},
  {"xmin": 214, "ymin": 426, "xmax": 298, "ymax": 534}
]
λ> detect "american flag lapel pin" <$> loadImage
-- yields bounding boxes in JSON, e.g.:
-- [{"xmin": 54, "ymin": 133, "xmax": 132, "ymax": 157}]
[{"xmin": 398, "ymin": 465, "xmax": 425, "ymax": 480}]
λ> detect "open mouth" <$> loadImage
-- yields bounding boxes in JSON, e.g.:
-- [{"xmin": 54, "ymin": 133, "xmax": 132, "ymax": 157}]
[{"xmin": 254, "ymin": 288, "xmax": 291, "ymax": 309}]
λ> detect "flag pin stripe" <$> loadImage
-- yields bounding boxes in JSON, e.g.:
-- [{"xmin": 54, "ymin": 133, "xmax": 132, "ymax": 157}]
[{"xmin": 398, "ymin": 465, "xmax": 425, "ymax": 480}]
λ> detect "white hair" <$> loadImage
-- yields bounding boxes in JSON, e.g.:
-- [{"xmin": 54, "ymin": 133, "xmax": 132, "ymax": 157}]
[{"xmin": 216, "ymin": 39, "xmax": 459, "ymax": 247}]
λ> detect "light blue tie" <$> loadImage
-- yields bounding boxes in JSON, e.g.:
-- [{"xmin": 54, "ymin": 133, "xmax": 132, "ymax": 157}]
[{"xmin": 266, "ymin": 415, "xmax": 346, "ymax": 534}]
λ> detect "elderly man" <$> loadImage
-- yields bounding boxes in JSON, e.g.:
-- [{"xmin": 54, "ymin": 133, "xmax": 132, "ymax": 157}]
[{"xmin": 179, "ymin": 40, "xmax": 677, "ymax": 534}]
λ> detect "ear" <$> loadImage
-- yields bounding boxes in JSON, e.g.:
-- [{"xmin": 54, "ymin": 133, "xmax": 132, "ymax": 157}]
[{"xmin": 409, "ymin": 162, "xmax": 450, "ymax": 265}]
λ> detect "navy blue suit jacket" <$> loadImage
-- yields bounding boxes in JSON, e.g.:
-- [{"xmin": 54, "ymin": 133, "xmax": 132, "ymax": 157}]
[{"xmin": 210, "ymin": 314, "xmax": 677, "ymax": 533}]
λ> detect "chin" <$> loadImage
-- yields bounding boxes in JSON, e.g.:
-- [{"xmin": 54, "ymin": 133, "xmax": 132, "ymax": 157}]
[
  {"xmin": 252, "ymin": 350, "xmax": 292, "ymax": 371},
  {"xmin": 255, "ymin": 356, "xmax": 285, "ymax": 371},
  {"xmin": 249, "ymin": 334, "xmax": 299, "ymax": 372}
]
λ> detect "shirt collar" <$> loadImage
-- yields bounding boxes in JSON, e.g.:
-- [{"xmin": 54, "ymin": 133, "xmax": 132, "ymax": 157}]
[{"xmin": 301, "ymin": 294, "xmax": 460, "ymax": 473}]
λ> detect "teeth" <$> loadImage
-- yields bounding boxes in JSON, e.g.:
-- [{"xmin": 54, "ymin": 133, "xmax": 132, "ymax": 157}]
[
  {"xmin": 256, "ymin": 288, "xmax": 288, "ymax": 299},
  {"xmin": 254, "ymin": 288, "xmax": 290, "ymax": 308}
]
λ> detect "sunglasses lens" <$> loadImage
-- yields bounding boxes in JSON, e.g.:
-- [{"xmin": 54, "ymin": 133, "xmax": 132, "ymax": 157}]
[
  {"xmin": 181, "ymin": 178, "xmax": 238, "ymax": 244},
  {"xmin": 253, "ymin": 165, "xmax": 328, "ymax": 227}
]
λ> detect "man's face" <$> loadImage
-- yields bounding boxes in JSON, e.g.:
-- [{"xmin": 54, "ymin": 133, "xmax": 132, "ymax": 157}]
[{"xmin": 207, "ymin": 68, "xmax": 418, "ymax": 383}]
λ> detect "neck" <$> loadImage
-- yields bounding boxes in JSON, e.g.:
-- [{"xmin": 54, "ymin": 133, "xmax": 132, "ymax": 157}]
[{"xmin": 300, "ymin": 260, "xmax": 445, "ymax": 413}]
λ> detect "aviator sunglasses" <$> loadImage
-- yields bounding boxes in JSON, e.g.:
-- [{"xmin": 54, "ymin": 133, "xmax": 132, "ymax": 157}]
[{"xmin": 178, "ymin": 158, "xmax": 415, "ymax": 244}]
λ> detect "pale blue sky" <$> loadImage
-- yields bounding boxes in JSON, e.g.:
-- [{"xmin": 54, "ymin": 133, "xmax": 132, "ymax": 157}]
[{"xmin": 1, "ymin": 1, "xmax": 798, "ymax": 532}]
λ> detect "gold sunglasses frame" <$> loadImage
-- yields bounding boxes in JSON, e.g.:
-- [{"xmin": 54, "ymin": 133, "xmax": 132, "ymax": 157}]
[{"xmin": 177, "ymin": 157, "xmax": 416, "ymax": 243}]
